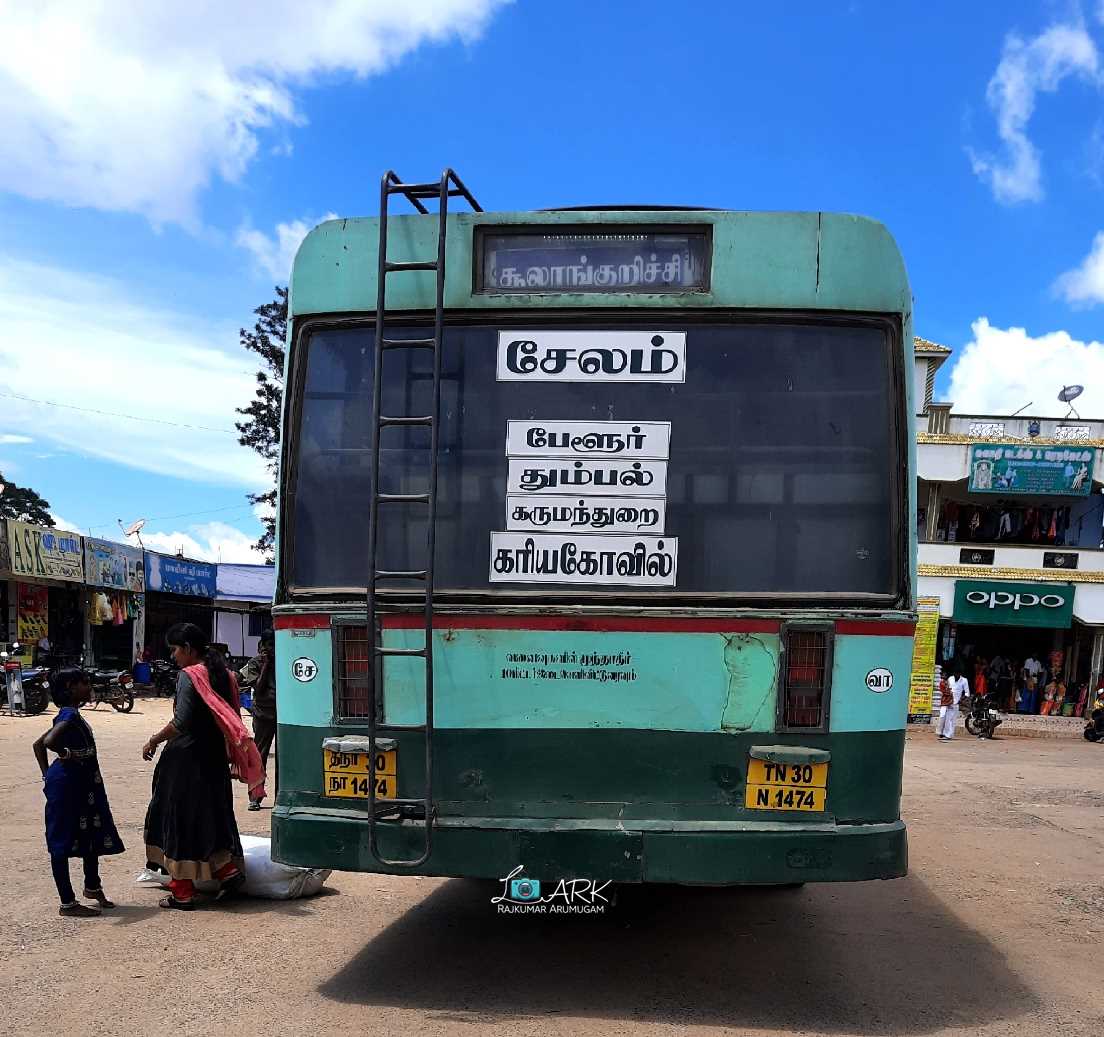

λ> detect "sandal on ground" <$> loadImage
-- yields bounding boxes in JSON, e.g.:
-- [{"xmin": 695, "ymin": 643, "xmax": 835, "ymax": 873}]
[
  {"xmin": 158, "ymin": 894, "xmax": 195, "ymax": 911},
  {"xmin": 216, "ymin": 871, "xmax": 246, "ymax": 902},
  {"xmin": 248, "ymin": 800, "xmax": 262, "ymax": 811},
  {"xmin": 59, "ymin": 902, "xmax": 101, "ymax": 918},
  {"xmin": 83, "ymin": 888, "xmax": 115, "ymax": 909}
]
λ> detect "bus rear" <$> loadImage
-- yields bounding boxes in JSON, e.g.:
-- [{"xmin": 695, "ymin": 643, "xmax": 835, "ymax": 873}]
[{"xmin": 271, "ymin": 184, "xmax": 915, "ymax": 886}]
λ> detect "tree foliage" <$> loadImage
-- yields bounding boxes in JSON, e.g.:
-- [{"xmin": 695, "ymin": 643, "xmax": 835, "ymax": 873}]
[
  {"xmin": 0, "ymin": 473, "xmax": 56, "ymax": 527},
  {"xmin": 236, "ymin": 286, "xmax": 287, "ymax": 560}
]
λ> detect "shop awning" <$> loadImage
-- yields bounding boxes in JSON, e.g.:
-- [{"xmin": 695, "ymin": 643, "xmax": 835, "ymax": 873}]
[{"xmin": 215, "ymin": 563, "xmax": 275, "ymax": 604}]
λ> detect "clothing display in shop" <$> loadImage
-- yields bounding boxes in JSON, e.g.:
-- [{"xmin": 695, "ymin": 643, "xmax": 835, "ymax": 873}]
[
  {"xmin": 934, "ymin": 501, "xmax": 1075, "ymax": 545},
  {"xmin": 88, "ymin": 591, "xmax": 139, "ymax": 626}
]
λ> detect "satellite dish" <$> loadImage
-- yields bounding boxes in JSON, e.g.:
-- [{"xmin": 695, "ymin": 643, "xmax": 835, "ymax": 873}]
[
  {"xmin": 1058, "ymin": 384, "xmax": 1084, "ymax": 419},
  {"xmin": 124, "ymin": 519, "xmax": 147, "ymax": 537}
]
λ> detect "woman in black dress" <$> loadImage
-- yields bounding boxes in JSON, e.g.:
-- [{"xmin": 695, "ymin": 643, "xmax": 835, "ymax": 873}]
[{"xmin": 142, "ymin": 623, "xmax": 245, "ymax": 910}]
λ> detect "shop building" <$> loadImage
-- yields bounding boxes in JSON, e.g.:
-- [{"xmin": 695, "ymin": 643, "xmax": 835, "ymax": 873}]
[
  {"xmin": 0, "ymin": 520, "xmax": 86, "ymax": 666},
  {"xmin": 214, "ymin": 562, "xmax": 274, "ymax": 667},
  {"xmin": 910, "ymin": 337, "xmax": 1104, "ymax": 718},
  {"xmin": 143, "ymin": 551, "xmax": 218, "ymax": 659},
  {"xmin": 84, "ymin": 538, "xmax": 145, "ymax": 668}
]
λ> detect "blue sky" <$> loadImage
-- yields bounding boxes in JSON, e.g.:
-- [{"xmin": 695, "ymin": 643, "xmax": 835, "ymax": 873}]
[{"xmin": 1, "ymin": 1, "xmax": 1103, "ymax": 558}]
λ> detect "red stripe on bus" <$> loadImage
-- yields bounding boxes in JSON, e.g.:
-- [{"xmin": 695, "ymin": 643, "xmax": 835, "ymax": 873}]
[
  {"xmin": 833, "ymin": 621, "xmax": 916, "ymax": 637},
  {"xmin": 274, "ymin": 614, "xmax": 331, "ymax": 630},
  {"xmin": 379, "ymin": 615, "xmax": 781, "ymax": 633}
]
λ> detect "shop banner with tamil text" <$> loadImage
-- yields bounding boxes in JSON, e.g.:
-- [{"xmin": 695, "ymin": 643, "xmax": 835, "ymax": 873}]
[
  {"xmin": 968, "ymin": 444, "xmax": 1095, "ymax": 497},
  {"xmin": 5, "ymin": 521, "xmax": 84, "ymax": 582},
  {"xmin": 907, "ymin": 597, "xmax": 941, "ymax": 721},
  {"xmin": 85, "ymin": 538, "xmax": 144, "ymax": 591},
  {"xmin": 144, "ymin": 552, "xmax": 217, "ymax": 597}
]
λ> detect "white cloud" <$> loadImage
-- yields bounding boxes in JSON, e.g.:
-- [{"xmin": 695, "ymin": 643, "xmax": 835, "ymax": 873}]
[
  {"xmin": 49, "ymin": 513, "xmax": 83, "ymax": 534},
  {"xmin": 0, "ymin": 1, "xmax": 509, "ymax": 226},
  {"xmin": 947, "ymin": 318, "xmax": 1104, "ymax": 416},
  {"xmin": 238, "ymin": 212, "xmax": 339, "ymax": 280},
  {"xmin": 0, "ymin": 434, "xmax": 33, "ymax": 445},
  {"xmin": 0, "ymin": 256, "xmax": 268, "ymax": 487},
  {"xmin": 968, "ymin": 22, "xmax": 1101, "ymax": 204},
  {"xmin": 141, "ymin": 521, "xmax": 267, "ymax": 564},
  {"xmin": 1054, "ymin": 230, "xmax": 1104, "ymax": 306}
]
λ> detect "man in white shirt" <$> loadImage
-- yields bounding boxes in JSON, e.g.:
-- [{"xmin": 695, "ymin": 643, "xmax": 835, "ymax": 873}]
[
  {"xmin": 938, "ymin": 667, "xmax": 969, "ymax": 740},
  {"xmin": 1022, "ymin": 655, "xmax": 1043, "ymax": 682}
]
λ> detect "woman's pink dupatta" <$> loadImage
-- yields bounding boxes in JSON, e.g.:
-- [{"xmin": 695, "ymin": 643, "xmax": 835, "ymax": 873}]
[{"xmin": 184, "ymin": 664, "xmax": 267, "ymax": 800}]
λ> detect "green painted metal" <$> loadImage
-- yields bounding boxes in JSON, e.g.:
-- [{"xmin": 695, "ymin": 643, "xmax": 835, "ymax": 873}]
[
  {"xmin": 383, "ymin": 626, "xmax": 779, "ymax": 732},
  {"xmin": 276, "ymin": 724, "xmax": 904, "ymax": 824},
  {"xmin": 289, "ymin": 210, "xmax": 910, "ymax": 316}
]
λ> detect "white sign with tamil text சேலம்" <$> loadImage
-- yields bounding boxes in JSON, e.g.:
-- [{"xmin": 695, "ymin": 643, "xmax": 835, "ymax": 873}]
[{"xmin": 496, "ymin": 331, "xmax": 686, "ymax": 383}]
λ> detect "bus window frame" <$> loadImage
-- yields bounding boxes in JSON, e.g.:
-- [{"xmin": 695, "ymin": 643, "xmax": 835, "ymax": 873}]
[
  {"xmin": 277, "ymin": 309, "xmax": 909, "ymax": 612},
  {"xmin": 776, "ymin": 619, "xmax": 835, "ymax": 734},
  {"xmin": 472, "ymin": 223, "xmax": 714, "ymax": 296}
]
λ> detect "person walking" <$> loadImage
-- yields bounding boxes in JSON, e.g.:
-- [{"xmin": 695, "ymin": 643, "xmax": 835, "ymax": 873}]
[
  {"xmin": 32, "ymin": 668, "xmax": 124, "ymax": 917},
  {"xmin": 938, "ymin": 666, "xmax": 968, "ymax": 740},
  {"xmin": 239, "ymin": 629, "xmax": 276, "ymax": 811},
  {"xmin": 141, "ymin": 623, "xmax": 264, "ymax": 911}
]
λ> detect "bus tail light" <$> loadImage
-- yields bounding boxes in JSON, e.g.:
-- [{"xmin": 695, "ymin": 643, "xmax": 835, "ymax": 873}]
[
  {"xmin": 336, "ymin": 623, "xmax": 373, "ymax": 719},
  {"xmin": 779, "ymin": 624, "xmax": 833, "ymax": 731}
]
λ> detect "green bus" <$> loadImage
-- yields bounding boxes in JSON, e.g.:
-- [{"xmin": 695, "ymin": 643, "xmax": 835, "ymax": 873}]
[{"xmin": 270, "ymin": 170, "xmax": 915, "ymax": 888}]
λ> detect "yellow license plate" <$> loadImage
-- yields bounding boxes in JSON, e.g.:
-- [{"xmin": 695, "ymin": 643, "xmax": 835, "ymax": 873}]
[
  {"xmin": 322, "ymin": 749, "xmax": 397, "ymax": 800},
  {"xmin": 745, "ymin": 758, "xmax": 828, "ymax": 812}
]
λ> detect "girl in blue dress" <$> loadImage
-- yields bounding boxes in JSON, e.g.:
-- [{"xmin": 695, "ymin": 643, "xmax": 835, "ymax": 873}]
[{"xmin": 32, "ymin": 668, "xmax": 125, "ymax": 917}]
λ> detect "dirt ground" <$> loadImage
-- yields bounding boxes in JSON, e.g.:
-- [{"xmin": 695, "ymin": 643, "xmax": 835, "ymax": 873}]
[{"xmin": 1, "ymin": 698, "xmax": 1101, "ymax": 1037}]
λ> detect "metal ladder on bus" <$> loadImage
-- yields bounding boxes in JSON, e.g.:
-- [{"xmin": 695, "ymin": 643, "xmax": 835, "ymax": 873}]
[{"xmin": 365, "ymin": 169, "xmax": 482, "ymax": 868}]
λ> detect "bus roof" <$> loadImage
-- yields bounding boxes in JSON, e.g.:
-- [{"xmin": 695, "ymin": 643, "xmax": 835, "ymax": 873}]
[{"xmin": 289, "ymin": 209, "xmax": 911, "ymax": 320}]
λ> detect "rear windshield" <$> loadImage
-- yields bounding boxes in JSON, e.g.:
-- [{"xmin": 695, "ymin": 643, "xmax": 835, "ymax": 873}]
[{"xmin": 287, "ymin": 319, "xmax": 902, "ymax": 600}]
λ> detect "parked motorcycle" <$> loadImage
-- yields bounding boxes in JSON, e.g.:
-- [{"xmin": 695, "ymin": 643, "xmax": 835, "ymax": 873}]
[
  {"xmin": 965, "ymin": 693, "xmax": 1003, "ymax": 739},
  {"xmin": 88, "ymin": 667, "xmax": 136, "ymax": 713},
  {"xmin": 0, "ymin": 644, "xmax": 50, "ymax": 715},
  {"xmin": 150, "ymin": 658, "xmax": 179, "ymax": 697},
  {"xmin": 1083, "ymin": 693, "xmax": 1104, "ymax": 742}
]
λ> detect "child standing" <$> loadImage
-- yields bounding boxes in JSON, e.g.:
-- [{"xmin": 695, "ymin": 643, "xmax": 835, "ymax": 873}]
[{"xmin": 32, "ymin": 668, "xmax": 125, "ymax": 917}]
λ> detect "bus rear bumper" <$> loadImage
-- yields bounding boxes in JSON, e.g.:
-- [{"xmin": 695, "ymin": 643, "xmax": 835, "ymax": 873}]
[{"xmin": 271, "ymin": 808, "xmax": 907, "ymax": 885}]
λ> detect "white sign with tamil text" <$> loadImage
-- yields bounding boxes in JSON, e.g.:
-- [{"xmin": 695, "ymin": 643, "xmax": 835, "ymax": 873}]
[
  {"xmin": 506, "ymin": 495, "xmax": 667, "ymax": 534},
  {"xmin": 507, "ymin": 458, "xmax": 667, "ymax": 497},
  {"xmin": 489, "ymin": 532, "xmax": 678, "ymax": 586},
  {"xmin": 505, "ymin": 420, "xmax": 671, "ymax": 459},
  {"xmin": 497, "ymin": 331, "xmax": 686, "ymax": 383}
]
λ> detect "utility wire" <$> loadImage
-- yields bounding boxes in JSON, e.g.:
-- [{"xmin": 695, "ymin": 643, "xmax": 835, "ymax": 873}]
[{"xmin": 0, "ymin": 390, "xmax": 239, "ymax": 434}]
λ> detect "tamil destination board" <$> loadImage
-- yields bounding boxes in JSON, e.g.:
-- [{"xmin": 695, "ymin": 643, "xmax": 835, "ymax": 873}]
[
  {"xmin": 953, "ymin": 580, "xmax": 1075, "ymax": 629},
  {"xmin": 968, "ymin": 444, "xmax": 1094, "ymax": 496}
]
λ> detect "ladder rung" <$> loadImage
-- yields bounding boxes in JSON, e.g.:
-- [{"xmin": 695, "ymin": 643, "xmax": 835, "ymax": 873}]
[
  {"xmin": 382, "ymin": 337, "xmax": 436, "ymax": 350},
  {"xmin": 377, "ymin": 493, "xmax": 430, "ymax": 504},
  {"xmin": 379, "ymin": 415, "xmax": 433, "ymax": 428},
  {"xmin": 376, "ymin": 569, "xmax": 427, "ymax": 580},
  {"xmin": 377, "ymin": 647, "xmax": 427, "ymax": 657},
  {"xmin": 388, "ymin": 182, "xmax": 472, "ymax": 200},
  {"xmin": 388, "ymin": 182, "xmax": 439, "ymax": 196},
  {"xmin": 385, "ymin": 260, "xmax": 437, "ymax": 273}
]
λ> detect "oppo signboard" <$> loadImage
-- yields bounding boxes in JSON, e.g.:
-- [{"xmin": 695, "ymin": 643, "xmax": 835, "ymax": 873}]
[{"xmin": 952, "ymin": 580, "xmax": 1074, "ymax": 629}]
